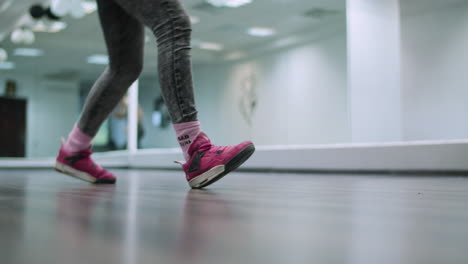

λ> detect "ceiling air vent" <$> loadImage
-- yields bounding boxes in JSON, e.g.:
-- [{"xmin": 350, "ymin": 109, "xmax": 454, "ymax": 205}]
[
  {"xmin": 214, "ymin": 23, "xmax": 244, "ymax": 34},
  {"xmin": 44, "ymin": 70, "xmax": 80, "ymax": 81},
  {"xmin": 303, "ymin": 8, "xmax": 339, "ymax": 19}
]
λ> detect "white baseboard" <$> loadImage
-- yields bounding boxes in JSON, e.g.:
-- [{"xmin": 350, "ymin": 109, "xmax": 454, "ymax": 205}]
[
  {"xmin": 0, "ymin": 150, "xmax": 129, "ymax": 169},
  {"xmin": 129, "ymin": 139, "xmax": 468, "ymax": 172},
  {"xmin": 1, "ymin": 140, "xmax": 468, "ymax": 172}
]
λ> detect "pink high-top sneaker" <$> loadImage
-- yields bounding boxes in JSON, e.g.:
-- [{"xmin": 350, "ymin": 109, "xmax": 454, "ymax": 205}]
[
  {"xmin": 178, "ymin": 133, "xmax": 255, "ymax": 189},
  {"xmin": 55, "ymin": 145, "xmax": 116, "ymax": 184}
]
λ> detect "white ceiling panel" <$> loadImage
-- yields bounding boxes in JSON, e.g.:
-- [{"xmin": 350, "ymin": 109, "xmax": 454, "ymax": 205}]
[{"xmin": 1, "ymin": 0, "xmax": 466, "ymax": 80}]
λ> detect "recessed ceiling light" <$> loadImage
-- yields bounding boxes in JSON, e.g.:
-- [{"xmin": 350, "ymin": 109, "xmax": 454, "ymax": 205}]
[
  {"xmin": 247, "ymin": 27, "xmax": 276, "ymax": 37},
  {"xmin": 11, "ymin": 28, "xmax": 35, "ymax": 45},
  {"xmin": 82, "ymin": 1, "xmax": 97, "ymax": 14},
  {"xmin": 87, "ymin": 55, "xmax": 109, "ymax": 65},
  {"xmin": 32, "ymin": 21, "xmax": 48, "ymax": 32},
  {"xmin": 272, "ymin": 36, "xmax": 301, "ymax": 48},
  {"xmin": 199, "ymin": 42, "xmax": 224, "ymax": 51},
  {"xmin": 206, "ymin": 0, "xmax": 252, "ymax": 8},
  {"xmin": 33, "ymin": 21, "xmax": 67, "ymax": 33},
  {"xmin": 224, "ymin": 51, "xmax": 246, "ymax": 61},
  {"xmin": 0, "ymin": 48, "xmax": 7, "ymax": 62},
  {"xmin": 48, "ymin": 22, "xmax": 67, "ymax": 33},
  {"xmin": 14, "ymin": 48, "xmax": 44, "ymax": 57},
  {"xmin": 190, "ymin": 16, "xmax": 200, "ymax": 24},
  {"xmin": 0, "ymin": 62, "xmax": 15, "ymax": 70}
]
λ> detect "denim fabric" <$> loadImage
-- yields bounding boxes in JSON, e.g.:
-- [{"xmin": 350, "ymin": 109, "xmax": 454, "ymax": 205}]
[{"xmin": 78, "ymin": 0, "xmax": 198, "ymax": 136}]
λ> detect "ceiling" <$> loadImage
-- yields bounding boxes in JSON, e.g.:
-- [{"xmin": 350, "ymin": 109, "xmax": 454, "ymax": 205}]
[
  {"xmin": 0, "ymin": 0, "xmax": 346, "ymax": 80},
  {"xmin": 1, "ymin": 0, "xmax": 467, "ymax": 81},
  {"xmin": 401, "ymin": 0, "xmax": 468, "ymax": 15}
]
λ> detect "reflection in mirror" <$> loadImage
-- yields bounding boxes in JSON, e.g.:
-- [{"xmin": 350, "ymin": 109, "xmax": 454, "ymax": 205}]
[
  {"xmin": 152, "ymin": 96, "xmax": 171, "ymax": 129},
  {"xmin": 0, "ymin": 74, "xmax": 82, "ymax": 158},
  {"xmin": 3, "ymin": 0, "xmax": 468, "ymax": 158},
  {"xmin": 137, "ymin": 0, "xmax": 348, "ymax": 150},
  {"xmin": 0, "ymin": 79, "xmax": 26, "ymax": 157},
  {"xmin": 138, "ymin": 79, "xmax": 178, "ymax": 149}
]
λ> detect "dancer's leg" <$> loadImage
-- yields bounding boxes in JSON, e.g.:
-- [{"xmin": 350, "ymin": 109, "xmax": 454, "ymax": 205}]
[
  {"xmin": 77, "ymin": 0, "xmax": 144, "ymax": 138},
  {"xmin": 55, "ymin": 0, "xmax": 144, "ymax": 184}
]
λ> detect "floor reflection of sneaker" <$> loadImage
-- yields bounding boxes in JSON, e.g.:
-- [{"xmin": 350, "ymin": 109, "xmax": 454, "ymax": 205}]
[
  {"xmin": 177, "ymin": 133, "xmax": 255, "ymax": 189},
  {"xmin": 55, "ymin": 146, "xmax": 116, "ymax": 184}
]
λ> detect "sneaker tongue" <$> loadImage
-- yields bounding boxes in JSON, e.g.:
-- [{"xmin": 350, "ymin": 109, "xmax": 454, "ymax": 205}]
[
  {"xmin": 187, "ymin": 132, "xmax": 211, "ymax": 157},
  {"xmin": 69, "ymin": 146, "xmax": 92, "ymax": 157}
]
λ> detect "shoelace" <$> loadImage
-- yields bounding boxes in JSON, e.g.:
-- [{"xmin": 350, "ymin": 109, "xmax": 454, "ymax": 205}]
[
  {"xmin": 201, "ymin": 144, "xmax": 226, "ymax": 158},
  {"xmin": 67, "ymin": 150, "xmax": 100, "ymax": 169},
  {"xmin": 174, "ymin": 142, "xmax": 224, "ymax": 166},
  {"xmin": 61, "ymin": 138, "xmax": 100, "ymax": 169}
]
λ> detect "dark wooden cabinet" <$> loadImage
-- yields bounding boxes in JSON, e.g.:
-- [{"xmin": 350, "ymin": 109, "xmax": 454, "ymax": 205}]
[{"xmin": 0, "ymin": 97, "xmax": 27, "ymax": 157}]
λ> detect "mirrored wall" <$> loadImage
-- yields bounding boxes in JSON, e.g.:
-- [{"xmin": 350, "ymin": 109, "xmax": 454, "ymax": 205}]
[{"xmin": 2, "ymin": 0, "xmax": 468, "ymax": 158}]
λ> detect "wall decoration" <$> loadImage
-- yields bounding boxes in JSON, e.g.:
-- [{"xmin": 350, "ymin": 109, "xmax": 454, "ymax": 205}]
[{"xmin": 239, "ymin": 72, "xmax": 257, "ymax": 125}]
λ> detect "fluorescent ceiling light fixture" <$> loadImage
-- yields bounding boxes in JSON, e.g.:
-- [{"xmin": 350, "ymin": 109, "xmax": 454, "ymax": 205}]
[
  {"xmin": 199, "ymin": 42, "xmax": 224, "ymax": 51},
  {"xmin": 224, "ymin": 51, "xmax": 246, "ymax": 61},
  {"xmin": 14, "ymin": 48, "xmax": 44, "ymax": 57},
  {"xmin": 206, "ymin": 0, "xmax": 252, "ymax": 8},
  {"xmin": 48, "ymin": 21, "xmax": 67, "ymax": 33},
  {"xmin": 0, "ymin": 62, "xmax": 15, "ymax": 70},
  {"xmin": 33, "ymin": 21, "xmax": 67, "ymax": 33},
  {"xmin": 272, "ymin": 36, "xmax": 301, "ymax": 48},
  {"xmin": 82, "ymin": 1, "xmax": 98, "ymax": 14},
  {"xmin": 247, "ymin": 27, "xmax": 276, "ymax": 37},
  {"xmin": 0, "ymin": 48, "xmax": 7, "ymax": 62},
  {"xmin": 32, "ymin": 21, "xmax": 48, "ymax": 32},
  {"xmin": 190, "ymin": 16, "xmax": 200, "ymax": 24},
  {"xmin": 87, "ymin": 54, "xmax": 109, "ymax": 65}
]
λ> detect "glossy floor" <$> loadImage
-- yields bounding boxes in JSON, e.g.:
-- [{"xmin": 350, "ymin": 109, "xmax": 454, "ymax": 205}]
[{"xmin": 0, "ymin": 169, "xmax": 467, "ymax": 264}]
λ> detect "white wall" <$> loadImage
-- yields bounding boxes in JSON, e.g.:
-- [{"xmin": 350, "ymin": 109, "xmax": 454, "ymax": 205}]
[
  {"xmin": 2, "ymin": 1, "xmax": 468, "ymax": 166},
  {"xmin": 347, "ymin": 0, "xmax": 402, "ymax": 143},
  {"xmin": 120, "ymin": 1, "xmax": 468, "ymax": 149},
  {"xmin": 215, "ymin": 33, "xmax": 349, "ymax": 146},
  {"xmin": 402, "ymin": 1, "xmax": 468, "ymax": 141},
  {"xmin": 0, "ymin": 74, "xmax": 80, "ymax": 157},
  {"xmin": 138, "ymin": 30, "xmax": 349, "ymax": 148}
]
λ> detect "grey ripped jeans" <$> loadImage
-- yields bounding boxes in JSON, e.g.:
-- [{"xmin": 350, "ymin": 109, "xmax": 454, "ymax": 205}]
[{"xmin": 78, "ymin": 0, "xmax": 198, "ymax": 137}]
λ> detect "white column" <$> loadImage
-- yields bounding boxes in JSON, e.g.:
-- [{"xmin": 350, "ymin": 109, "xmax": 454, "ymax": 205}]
[
  {"xmin": 347, "ymin": 0, "xmax": 402, "ymax": 142},
  {"xmin": 127, "ymin": 80, "xmax": 139, "ymax": 154}
]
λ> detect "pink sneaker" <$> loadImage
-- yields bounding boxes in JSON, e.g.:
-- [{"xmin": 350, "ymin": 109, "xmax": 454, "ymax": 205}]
[
  {"xmin": 178, "ymin": 133, "xmax": 255, "ymax": 189},
  {"xmin": 55, "ymin": 146, "xmax": 116, "ymax": 184}
]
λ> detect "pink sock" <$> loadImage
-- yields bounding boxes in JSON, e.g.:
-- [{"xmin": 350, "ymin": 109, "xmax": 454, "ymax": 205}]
[
  {"xmin": 173, "ymin": 121, "xmax": 201, "ymax": 161},
  {"xmin": 63, "ymin": 124, "xmax": 93, "ymax": 153}
]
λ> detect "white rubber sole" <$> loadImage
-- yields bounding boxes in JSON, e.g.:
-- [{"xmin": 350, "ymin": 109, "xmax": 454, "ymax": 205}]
[
  {"xmin": 54, "ymin": 161, "xmax": 97, "ymax": 183},
  {"xmin": 188, "ymin": 165, "xmax": 225, "ymax": 189}
]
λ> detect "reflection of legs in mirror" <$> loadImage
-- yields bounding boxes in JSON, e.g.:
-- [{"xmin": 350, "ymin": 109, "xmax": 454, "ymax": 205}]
[{"xmin": 56, "ymin": 0, "xmax": 255, "ymax": 187}]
